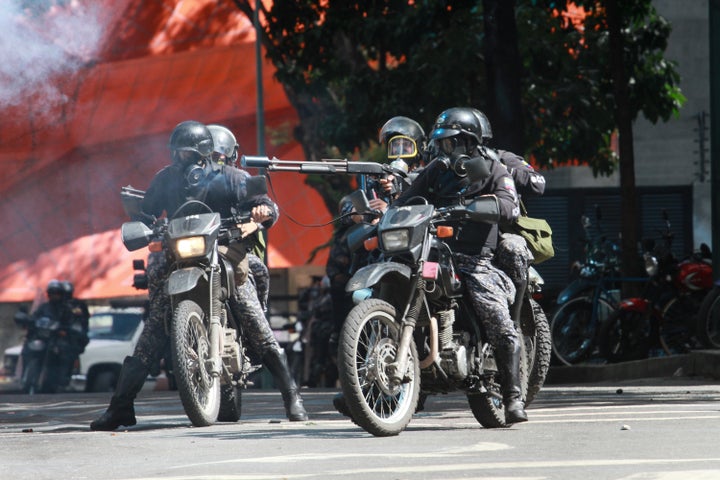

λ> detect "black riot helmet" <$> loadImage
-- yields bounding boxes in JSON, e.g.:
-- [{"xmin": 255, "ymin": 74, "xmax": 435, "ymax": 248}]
[
  {"xmin": 430, "ymin": 107, "xmax": 485, "ymax": 176},
  {"xmin": 379, "ymin": 116, "xmax": 426, "ymax": 166},
  {"xmin": 470, "ymin": 108, "xmax": 493, "ymax": 145},
  {"xmin": 207, "ymin": 124, "xmax": 239, "ymax": 167},
  {"xmin": 430, "ymin": 107, "xmax": 483, "ymax": 147},
  {"xmin": 168, "ymin": 121, "xmax": 214, "ymax": 168},
  {"xmin": 46, "ymin": 279, "xmax": 64, "ymax": 297},
  {"xmin": 62, "ymin": 281, "xmax": 74, "ymax": 299}
]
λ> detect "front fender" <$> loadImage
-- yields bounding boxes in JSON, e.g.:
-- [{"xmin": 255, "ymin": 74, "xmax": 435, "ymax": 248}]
[
  {"xmin": 556, "ymin": 278, "xmax": 595, "ymax": 305},
  {"xmin": 345, "ymin": 262, "xmax": 412, "ymax": 292},
  {"xmin": 167, "ymin": 267, "xmax": 206, "ymax": 296}
]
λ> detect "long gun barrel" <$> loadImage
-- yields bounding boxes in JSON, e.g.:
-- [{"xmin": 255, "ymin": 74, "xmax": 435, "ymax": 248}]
[{"xmin": 242, "ymin": 155, "xmax": 401, "ymax": 176}]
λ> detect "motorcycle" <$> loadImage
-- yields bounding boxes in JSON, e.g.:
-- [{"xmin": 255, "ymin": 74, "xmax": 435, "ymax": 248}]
[
  {"xmin": 550, "ymin": 209, "xmax": 625, "ymax": 365},
  {"xmin": 337, "ymin": 191, "xmax": 551, "ymax": 436},
  {"xmin": 599, "ymin": 211, "xmax": 713, "ymax": 362},
  {"xmin": 119, "ymin": 176, "xmax": 269, "ymax": 426},
  {"xmin": 14, "ymin": 310, "xmax": 84, "ymax": 394}
]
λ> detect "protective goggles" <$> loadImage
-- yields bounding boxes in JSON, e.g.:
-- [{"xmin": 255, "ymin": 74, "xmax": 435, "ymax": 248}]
[
  {"xmin": 387, "ymin": 135, "xmax": 418, "ymax": 159},
  {"xmin": 175, "ymin": 138, "xmax": 214, "ymax": 158},
  {"xmin": 438, "ymin": 137, "xmax": 460, "ymax": 155}
]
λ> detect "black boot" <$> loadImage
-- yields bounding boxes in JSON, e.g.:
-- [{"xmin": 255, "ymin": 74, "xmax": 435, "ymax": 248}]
[
  {"xmin": 262, "ymin": 347, "xmax": 308, "ymax": 421},
  {"xmin": 496, "ymin": 339, "xmax": 528, "ymax": 424},
  {"xmin": 510, "ymin": 277, "xmax": 528, "ymax": 324},
  {"xmin": 90, "ymin": 356, "xmax": 148, "ymax": 431}
]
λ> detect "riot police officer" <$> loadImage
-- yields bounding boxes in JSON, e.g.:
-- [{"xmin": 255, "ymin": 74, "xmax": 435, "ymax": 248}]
[
  {"xmin": 90, "ymin": 121, "xmax": 307, "ymax": 431},
  {"xmin": 207, "ymin": 124, "xmax": 270, "ymax": 313},
  {"xmin": 393, "ymin": 107, "xmax": 528, "ymax": 424},
  {"xmin": 470, "ymin": 108, "xmax": 547, "ymax": 321}
]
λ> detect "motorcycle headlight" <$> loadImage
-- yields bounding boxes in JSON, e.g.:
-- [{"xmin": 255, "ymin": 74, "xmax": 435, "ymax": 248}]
[
  {"xmin": 381, "ymin": 229, "xmax": 410, "ymax": 252},
  {"xmin": 644, "ymin": 253, "xmax": 658, "ymax": 277},
  {"xmin": 174, "ymin": 236, "xmax": 206, "ymax": 258}
]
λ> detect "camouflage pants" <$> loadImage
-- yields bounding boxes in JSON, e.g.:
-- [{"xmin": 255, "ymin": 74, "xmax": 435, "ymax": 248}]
[
  {"xmin": 133, "ymin": 251, "xmax": 170, "ymax": 369},
  {"xmin": 494, "ymin": 233, "xmax": 532, "ymax": 290},
  {"xmin": 248, "ymin": 253, "xmax": 269, "ymax": 313},
  {"xmin": 454, "ymin": 252, "xmax": 518, "ymax": 348},
  {"xmin": 132, "ymin": 250, "xmax": 279, "ymax": 369},
  {"xmin": 230, "ymin": 279, "xmax": 279, "ymax": 357}
]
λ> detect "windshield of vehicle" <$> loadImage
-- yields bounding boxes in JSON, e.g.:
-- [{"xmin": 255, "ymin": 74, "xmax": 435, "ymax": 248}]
[{"xmin": 87, "ymin": 313, "xmax": 142, "ymax": 341}]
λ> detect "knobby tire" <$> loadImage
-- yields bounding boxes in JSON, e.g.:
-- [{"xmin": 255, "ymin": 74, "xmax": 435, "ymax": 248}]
[{"xmin": 170, "ymin": 299, "xmax": 221, "ymax": 427}]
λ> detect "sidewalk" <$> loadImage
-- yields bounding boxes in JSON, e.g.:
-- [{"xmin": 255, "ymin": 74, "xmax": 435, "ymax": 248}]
[{"xmin": 546, "ymin": 349, "xmax": 720, "ymax": 384}]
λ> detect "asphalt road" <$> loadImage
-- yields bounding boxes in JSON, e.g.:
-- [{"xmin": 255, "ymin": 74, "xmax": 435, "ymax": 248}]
[{"xmin": 1, "ymin": 376, "xmax": 720, "ymax": 480}]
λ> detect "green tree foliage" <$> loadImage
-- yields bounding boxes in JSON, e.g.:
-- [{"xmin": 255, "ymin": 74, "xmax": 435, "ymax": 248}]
[
  {"xmin": 521, "ymin": 0, "xmax": 684, "ymax": 176},
  {"xmin": 233, "ymin": 0, "xmax": 684, "ymax": 213}
]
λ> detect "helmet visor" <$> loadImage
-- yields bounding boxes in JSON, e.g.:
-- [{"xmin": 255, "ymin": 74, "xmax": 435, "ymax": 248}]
[
  {"xmin": 195, "ymin": 138, "xmax": 214, "ymax": 157},
  {"xmin": 439, "ymin": 137, "xmax": 459, "ymax": 155},
  {"xmin": 387, "ymin": 135, "xmax": 418, "ymax": 159}
]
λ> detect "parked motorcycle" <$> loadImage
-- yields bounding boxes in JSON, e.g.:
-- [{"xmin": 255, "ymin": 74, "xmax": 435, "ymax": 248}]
[
  {"xmin": 14, "ymin": 310, "xmax": 84, "ymax": 394},
  {"xmin": 599, "ymin": 211, "xmax": 713, "ymax": 362},
  {"xmin": 337, "ymin": 192, "xmax": 551, "ymax": 436},
  {"xmin": 118, "ymin": 177, "xmax": 269, "ymax": 426},
  {"xmin": 550, "ymin": 208, "xmax": 623, "ymax": 365}
]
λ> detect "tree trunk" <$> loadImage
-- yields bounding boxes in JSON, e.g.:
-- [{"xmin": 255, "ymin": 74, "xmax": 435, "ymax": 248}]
[
  {"xmin": 606, "ymin": 0, "xmax": 644, "ymax": 295},
  {"xmin": 483, "ymin": 0, "xmax": 525, "ymax": 153}
]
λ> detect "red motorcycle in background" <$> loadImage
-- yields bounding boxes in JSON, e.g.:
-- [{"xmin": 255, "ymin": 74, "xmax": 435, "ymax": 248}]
[{"xmin": 599, "ymin": 211, "xmax": 713, "ymax": 362}]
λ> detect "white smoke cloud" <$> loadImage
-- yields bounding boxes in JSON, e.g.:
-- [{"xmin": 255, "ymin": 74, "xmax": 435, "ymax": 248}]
[{"xmin": 0, "ymin": 0, "xmax": 106, "ymax": 110}]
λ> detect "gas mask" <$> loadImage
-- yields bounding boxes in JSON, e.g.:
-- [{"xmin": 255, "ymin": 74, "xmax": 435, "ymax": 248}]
[
  {"xmin": 183, "ymin": 158, "xmax": 218, "ymax": 199},
  {"xmin": 435, "ymin": 136, "xmax": 470, "ymax": 177},
  {"xmin": 184, "ymin": 161, "xmax": 212, "ymax": 187}
]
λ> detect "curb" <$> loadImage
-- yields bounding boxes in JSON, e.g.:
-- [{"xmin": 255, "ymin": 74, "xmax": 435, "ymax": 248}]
[{"xmin": 545, "ymin": 350, "xmax": 720, "ymax": 384}]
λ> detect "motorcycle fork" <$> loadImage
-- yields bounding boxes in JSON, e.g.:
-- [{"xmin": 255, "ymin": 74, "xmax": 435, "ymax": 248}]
[
  {"xmin": 388, "ymin": 275, "xmax": 425, "ymax": 387},
  {"xmin": 207, "ymin": 264, "xmax": 223, "ymax": 378}
]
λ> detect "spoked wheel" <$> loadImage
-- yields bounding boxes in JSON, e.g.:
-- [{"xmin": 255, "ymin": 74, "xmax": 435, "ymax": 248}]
[
  {"xmin": 550, "ymin": 296, "xmax": 614, "ymax": 365},
  {"xmin": 524, "ymin": 299, "xmax": 551, "ymax": 406},
  {"xmin": 697, "ymin": 286, "xmax": 720, "ymax": 349},
  {"xmin": 598, "ymin": 310, "xmax": 651, "ymax": 362},
  {"xmin": 338, "ymin": 299, "xmax": 420, "ymax": 437},
  {"xmin": 659, "ymin": 293, "xmax": 704, "ymax": 355},
  {"xmin": 171, "ymin": 300, "xmax": 220, "ymax": 427}
]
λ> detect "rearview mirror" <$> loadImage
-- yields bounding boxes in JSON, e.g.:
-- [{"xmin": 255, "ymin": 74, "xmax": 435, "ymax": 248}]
[
  {"xmin": 121, "ymin": 222, "xmax": 154, "ymax": 251},
  {"xmin": 348, "ymin": 189, "xmax": 371, "ymax": 214}
]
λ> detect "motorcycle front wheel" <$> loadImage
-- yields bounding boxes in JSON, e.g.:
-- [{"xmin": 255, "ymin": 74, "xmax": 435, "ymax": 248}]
[
  {"xmin": 659, "ymin": 292, "xmax": 704, "ymax": 354},
  {"xmin": 550, "ymin": 296, "xmax": 615, "ymax": 365},
  {"xmin": 21, "ymin": 358, "xmax": 42, "ymax": 394},
  {"xmin": 171, "ymin": 299, "xmax": 221, "ymax": 427},
  {"xmin": 338, "ymin": 299, "xmax": 420, "ymax": 437},
  {"xmin": 697, "ymin": 286, "xmax": 720, "ymax": 349}
]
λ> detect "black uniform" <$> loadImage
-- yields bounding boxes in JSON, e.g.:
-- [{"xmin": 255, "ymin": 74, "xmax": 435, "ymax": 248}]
[
  {"xmin": 494, "ymin": 149, "xmax": 546, "ymax": 288},
  {"xmin": 395, "ymin": 156, "xmax": 521, "ymax": 348},
  {"xmin": 135, "ymin": 163, "xmax": 280, "ymax": 369}
]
